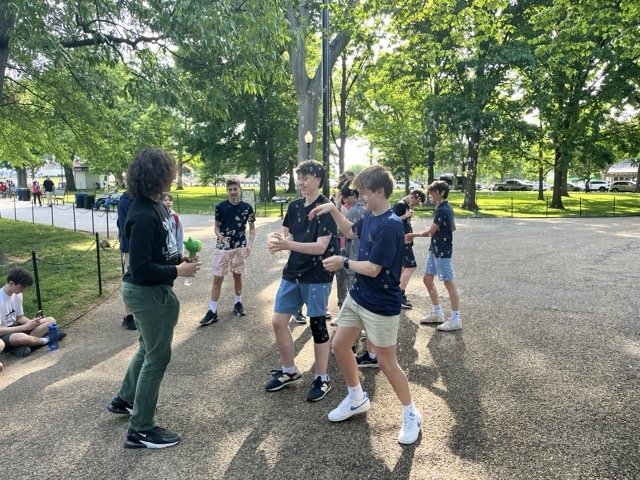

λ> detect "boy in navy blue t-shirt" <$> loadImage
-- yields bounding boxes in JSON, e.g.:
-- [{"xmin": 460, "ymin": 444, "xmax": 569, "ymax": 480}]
[
  {"xmin": 405, "ymin": 180, "xmax": 461, "ymax": 331},
  {"xmin": 309, "ymin": 165, "xmax": 422, "ymax": 445}
]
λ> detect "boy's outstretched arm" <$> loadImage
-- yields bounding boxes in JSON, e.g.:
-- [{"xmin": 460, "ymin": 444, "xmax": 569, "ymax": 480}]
[
  {"xmin": 308, "ymin": 203, "xmax": 356, "ymax": 240},
  {"xmin": 404, "ymin": 223, "xmax": 439, "ymax": 243}
]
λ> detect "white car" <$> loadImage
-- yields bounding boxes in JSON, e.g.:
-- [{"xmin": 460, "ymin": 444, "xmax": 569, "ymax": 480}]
[
  {"xmin": 609, "ymin": 181, "xmax": 636, "ymax": 193},
  {"xmin": 587, "ymin": 180, "xmax": 608, "ymax": 192},
  {"xmin": 396, "ymin": 180, "xmax": 423, "ymax": 190}
]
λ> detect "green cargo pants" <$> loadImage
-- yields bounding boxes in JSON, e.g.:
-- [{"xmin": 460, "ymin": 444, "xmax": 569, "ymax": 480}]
[{"xmin": 118, "ymin": 282, "xmax": 180, "ymax": 432}]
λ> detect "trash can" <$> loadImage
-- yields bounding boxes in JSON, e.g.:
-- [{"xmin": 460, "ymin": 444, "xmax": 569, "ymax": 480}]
[
  {"xmin": 75, "ymin": 192, "xmax": 87, "ymax": 208},
  {"xmin": 84, "ymin": 193, "xmax": 95, "ymax": 210},
  {"xmin": 16, "ymin": 188, "xmax": 31, "ymax": 201}
]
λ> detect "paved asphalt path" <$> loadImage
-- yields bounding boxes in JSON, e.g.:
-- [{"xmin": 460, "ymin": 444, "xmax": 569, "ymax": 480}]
[{"xmin": 1, "ymin": 198, "xmax": 639, "ymax": 479}]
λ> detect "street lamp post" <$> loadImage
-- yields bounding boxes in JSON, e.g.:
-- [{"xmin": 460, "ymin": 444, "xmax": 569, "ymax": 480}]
[{"xmin": 305, "ymin": 131, "xmax": 313, "ymax": 160}]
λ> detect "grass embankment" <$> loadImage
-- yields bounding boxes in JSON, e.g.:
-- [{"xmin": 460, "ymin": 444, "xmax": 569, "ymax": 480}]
[
  {"xmin": 0, "ymin": 218, "xmax": 122, "ymax": 326},
  {"xmin": 169, "ymin": 186, "xmax": 639, "ymax": 219}
]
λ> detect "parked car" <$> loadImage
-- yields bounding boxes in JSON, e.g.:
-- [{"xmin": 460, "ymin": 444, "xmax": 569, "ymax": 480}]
[
  {"xmin": 609, "ymin": 181, "xmax": 636, "ymax": 192},
  {"xmin": 489, "ymin": 179, "xmax": 533, "ymax": 191},
  {"xmin": 586, "ymin": 180, "xmax": 609, "ymax": 192},
  {"xmin": 396, "ymin": 180, "xmax": 424, "ymax": 190},
  {"xmin": 528, "ymin": 181, "xmax": 551, "ymax": 190},
  {"xmin": 567, "ymin": 182, "xmax": 584, "ymax": 192}
]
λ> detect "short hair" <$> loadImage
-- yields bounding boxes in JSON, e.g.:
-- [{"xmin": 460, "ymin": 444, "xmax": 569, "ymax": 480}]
[
  {"xmin": 7, "ymin": 268, "xmax": 34, "ymax": 287},
  {"xmin": 411, "ymin": 189, "xmax": 426, "ymax": 204},
  {"xmin": 226, "ymin": 178, "xmax": 241, "ymax": 188},
  {"xmin": 127, "ymin": 148, "xmax": 176, "ymax": 199},
  {"xmin": 353, "ymin": 165, "xmax": 394, "ymax": 198},
  {"xmin": 162, "ymin": 192, "xmax": 173, "ymax": 201},
  {"xmin": 428, "ymin": 180, "xmax": 450, "ymax": 198},
  {"xmin": 296, "ymin": 160, "xmax": 326, "ymax": 188},
  {"xmin": 338, "ymin": 170, "xmax": 355, "ymax": 188},
  {"xmin": 340, "ymin": 183, "xmax": 359, "ymax": 199}
]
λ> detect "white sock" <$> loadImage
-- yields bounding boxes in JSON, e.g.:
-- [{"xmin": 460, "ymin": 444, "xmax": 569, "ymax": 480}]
[
  {"xmin": 451, "ymin": 310, "xmax": 460, "ymax": 321},
  {"xmin": 368, "ymin": 351, "xmax": 377, "ymax": 360},
  {"xmin": 402, "ymin": 401, "xmax": 416, "ymax": 415},
  {"xmin": 209, "ymin": 300, "xmax": 218, "ymax": 313},
  {"xmin": 433, "ymin": 304, "xmax": 443, "ymax": 314},
  {"xmin": 234, "ymin": 295, "xmax": 242, "ymax": 303},
  {"xmin": 316, "ymin": 374, "xmax": 329, "ymax": 382},
  {"xmin": 40, "ymin": 337, "xmax": 49, "ymax": 346},
  {"xmin": 348, "ymin": 385, "xmax": 364, "ymax": 402},
  {"xmin": 282, "ymin": 365, "xmax": 297, "ymax": 374}
]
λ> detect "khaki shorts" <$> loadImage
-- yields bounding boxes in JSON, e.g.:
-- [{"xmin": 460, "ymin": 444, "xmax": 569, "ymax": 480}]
[
  {"xmin": 211, "ymin": 247, "xmax": 247, "ymax": 277},
  {"xmin": 336, "ymin": 295, "xmax": 400, "ymax": 348}
]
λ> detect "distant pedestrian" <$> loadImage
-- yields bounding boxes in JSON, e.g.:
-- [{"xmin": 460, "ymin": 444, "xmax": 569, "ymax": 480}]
[
  {"xmin": 43, "ymin": 176, "xmax": 54, "ymax": 206},
  {"xmin": 405, "ymin": 180, "xmax": 461, "ymax": 331},
  {"xmin": 106, "ymin": 148, "xmax": 200, "ymax": 449}
]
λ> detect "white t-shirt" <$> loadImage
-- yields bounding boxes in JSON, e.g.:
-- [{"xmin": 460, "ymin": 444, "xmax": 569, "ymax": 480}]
[{"xmin": 0, "ymin": 288, "xmax": 23, "ymax": 327}]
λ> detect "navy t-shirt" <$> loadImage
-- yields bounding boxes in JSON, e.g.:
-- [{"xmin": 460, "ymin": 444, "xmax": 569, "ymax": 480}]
[
  {"xmin": 430, "ymin": 200, "xmax": 454, "ymax": 258},
  {"xmin": 282, "ymin": 195, "xmax": 337, "ymax": 284},
  {"xmin": 215, "ymin": 200, "xmax": 255, "ymax": 249},
  {"xmin": 349, "ymin": 210, "xmax": 403, "ymax": 315}
]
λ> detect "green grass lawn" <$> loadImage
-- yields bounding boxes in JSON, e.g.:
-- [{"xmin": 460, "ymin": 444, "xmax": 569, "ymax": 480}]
[
  {"xmin": 169, "ymin": 186, "xmax": 640, "ymax": 219},
  {"xmin": 0, "ymin": 218, "xmax": 123, "ymax": 327}
]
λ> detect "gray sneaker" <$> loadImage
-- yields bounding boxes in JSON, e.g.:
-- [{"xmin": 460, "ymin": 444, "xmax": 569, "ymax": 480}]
[
  {"xmin": 437, "ymin": 319, "xmax": 462, "ymax": 331},
  {"xmin": 420, "ymin": 312, "xmax": 445, "ymax": 324}
]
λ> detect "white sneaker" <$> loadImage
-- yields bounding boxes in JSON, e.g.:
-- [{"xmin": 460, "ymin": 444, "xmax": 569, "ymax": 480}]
[
  {"xmin": 420, "ymin": 312, "xmax": 445, "ymax": 324},
  {"xmin": 437, "ymin": 319, "xmax": 462, "ymax": 331},
  {"xmin": 328, "ymin": 393, "xmax": 371, "ymax": 422},
  {"xmin": 330, "ymin": 317, "xmax": 338, "ymax": 326},
  {"xmin": 398, "ymin": 408, "xmax": 422, "ymax": 444}
]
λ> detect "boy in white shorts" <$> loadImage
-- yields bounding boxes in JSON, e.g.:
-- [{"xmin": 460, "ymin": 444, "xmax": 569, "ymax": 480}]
[
  {"xmin": 309, "ymin": 165, "xmax": 422, "ymax": 445},
  {"xmin": 200, "ymin": 178, "xmax": 255, "ymax": 325}
]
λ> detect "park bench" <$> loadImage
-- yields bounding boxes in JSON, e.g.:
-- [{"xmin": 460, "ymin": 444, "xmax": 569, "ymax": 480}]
[{"xmin": 53, "ymin": 189, "xmax": 67, "ymax": 204}]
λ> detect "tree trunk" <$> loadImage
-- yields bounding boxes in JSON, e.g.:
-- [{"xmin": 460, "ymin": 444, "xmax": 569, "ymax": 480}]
[
  {"xmin": 176, "ymin": 147, "xmax": 184, "ymax": 190},
  {"xmin": 635, "ymin": 162, "xmax": 640, "ymax": 193},
  {"xmin": 426, "ymin": 146, "xmax": 436, "ymax": 185},
  {"xmin": 550, "ymin": 146, "xmax": 565, "ymax": 209},
  {"xmin": 461, "ymin": 130, "xmax": 479, "ymax": 211},
  {"xmin": 268, "ymin": 155, "xmax": 278, "ymax": 199},
  {"xmin": 0, "ymin": 5, "xmax": 14, "ymax": 106},
  {"xmin": 16, "ymin": 167, "xmax": 27, "ymax": 188},
  {"xmin": 258, "ymin": 141, "xmax": 269, "ymax": 201},
  {"xmin": 537, "ymin": 165, "xmax": 545, "ymax": 201},
  {"xmin": 287, "ymin": 162, "xmax": 296, "ymax": 193},
  {"xmin": 64, "ymin": 165, "xmax": 76, "ymax": 191}
]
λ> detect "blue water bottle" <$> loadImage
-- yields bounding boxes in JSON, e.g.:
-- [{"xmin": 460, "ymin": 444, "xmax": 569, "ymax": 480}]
[{"xmin": 48, "ymin": 323, "xmax": 58, "ymax": 351}]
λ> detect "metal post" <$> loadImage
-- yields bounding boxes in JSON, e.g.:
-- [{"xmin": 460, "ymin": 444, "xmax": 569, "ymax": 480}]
[
  {"xmin": 106, "ymin": 211, "xmax": 110, "ymax": 238},
  {"xmin": 579, "ymin": 197, "xmax": 582, "ymax": 217},
  {"xmin": 73, "ymin": 204, "xmax": 77, "ymax": 231},
  {"xmin": 91, "ymin": 207, "xmax": 95, "ymax": 234},
  {"xmin": 95, "ymin": 233, "xmax": 103, "ymax": 296},
  {"xmin": 613, "ymin": 197, "xmax": 616, "ymax": 216},
  {"xmin": 31, "ymin": 250, "xmax": 43, "ymax": 313},
  {"xmin": 321, "ymin": 0, "xmax": 330, "ymax": 197},
  {"xmin": 50, "ymin": 203, "xmax": 54, "ymax": 226},
  {"xmin": 13, "ymin": 195, "xmax": 17, "ymax": 220},
  {"xmin": 511, "ymin": 197, "xmax": 514, "ymax": 218},
  {"xmin": 31, "ymin": 200, "xmax": 35, "ymax": 223}
]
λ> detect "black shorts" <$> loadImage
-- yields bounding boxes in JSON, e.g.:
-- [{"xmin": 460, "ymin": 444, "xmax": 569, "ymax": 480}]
[
  {"xmin": 0, "ymin": 333, "xmax": 16, "ymax": 346},
  {"xmin": 402, "ymin": 245, "xmax": 417, "ymax": 268}
]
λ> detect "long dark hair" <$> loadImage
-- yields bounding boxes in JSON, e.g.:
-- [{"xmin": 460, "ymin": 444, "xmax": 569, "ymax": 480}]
[{"xmin": 127, "ymin": 148, "xmax": 176, "ymax": 199}]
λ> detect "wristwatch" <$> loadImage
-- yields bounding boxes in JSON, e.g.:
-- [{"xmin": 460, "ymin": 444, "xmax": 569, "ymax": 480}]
[{"xmin": 342, "ymin": 256, "xmax": 350, "ymax": 270}]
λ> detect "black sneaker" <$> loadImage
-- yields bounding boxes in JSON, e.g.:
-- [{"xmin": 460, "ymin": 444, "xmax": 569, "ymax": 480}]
[
  {"xmin": 356, "ymin": 351, "xmax": 379, "ymax": 368},
  {"xmin": 107, "ymin": 395, "xmax": 133, "ymax": 415},
  {"xmin": 401, "ymin": 295, "xmax": 413, "ymax": 309},
  {"xmin": 265, "ymin": 369, "xmax": 302, "ymax": 391},
  {"xmin": 122, "ymin": 314, "xmax": 137, "ymax": 330},
  {"xmin": 233, "ymin": 302, "xmax": 246, "ymax": 316},
  {"xmin": 11, "ymin": 345, "xmax": 31, "ymax": 357},
  {"xmin": 307, "ymin": 376, "xmax": 331, "ymax": 402},
  {"xmin": 124, "ymin": 425, "xmax": 181, "ymax": 449},
  {"xmin": 199, "ymin": 309, "xmax": 218, "ymax": 326},
  {"xmin": 292, "ymin": 312, "xmax": 306, "ymax": 324}
]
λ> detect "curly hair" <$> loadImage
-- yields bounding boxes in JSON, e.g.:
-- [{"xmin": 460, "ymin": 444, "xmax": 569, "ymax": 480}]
[
  {"xmin": 7, "ymin": 267, "xmax": 34, "ymax": 286},
  {"xmin": 127, "ymin": 148, "xmax": 176, "ymax": 199}
]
